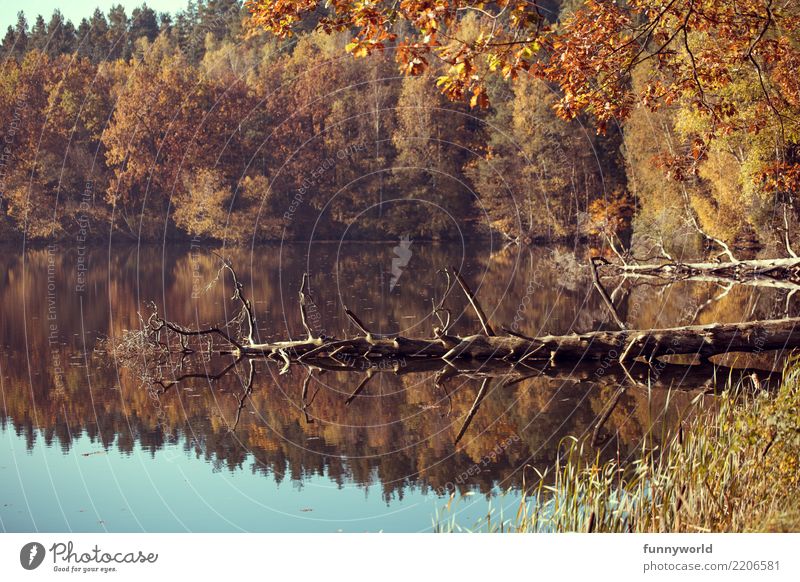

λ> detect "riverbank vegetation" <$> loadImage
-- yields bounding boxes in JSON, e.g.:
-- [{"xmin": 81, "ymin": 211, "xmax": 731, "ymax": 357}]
[
  {"xmin": 436, "ymin": 357, "xmax": 800, "ymax": 533},
  {"xmin": 0, "ymin": 0, "xmax": 797, "ymax": 253}
]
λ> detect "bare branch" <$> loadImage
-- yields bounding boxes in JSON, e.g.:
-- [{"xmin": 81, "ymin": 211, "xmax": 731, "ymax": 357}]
[
  {"xmin": 344, "ymin": 307, "xmax": 374, "ymax": 339},
  {"xmin": 590, "ymin": 257, "xmax": 627, "ymax": 330},
  {"xmin": 450, "ymin": 267, "xmax": 495, "ymax": 336},
  {"xmin": 150, "ymin": 316, "xmax": 245, "ymax": 351},
  {"xmin": 298, "ymin": 273, "xmax": 316, "ymax": 340},
  {"xmin": 783, "ymin": 203, "xmax": 797, "ymax": 259},
  {"xmin": 229, "ymin": 359, "xmax": 255, "ymax": 432},
  {"xmin": 222, "ymin": 256, "xmax": 256, "ymax": 345}
]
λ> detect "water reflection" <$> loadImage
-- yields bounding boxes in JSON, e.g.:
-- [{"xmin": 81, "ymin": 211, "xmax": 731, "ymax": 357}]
[{"xmin": 0, "ymin": 243, "xmax": 791, "ymax": 530}]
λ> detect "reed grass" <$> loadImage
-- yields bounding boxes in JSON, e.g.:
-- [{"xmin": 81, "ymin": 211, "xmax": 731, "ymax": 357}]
[{"xmin": 435, "ymin": 358, "xmax": 800, "ymax": 533}]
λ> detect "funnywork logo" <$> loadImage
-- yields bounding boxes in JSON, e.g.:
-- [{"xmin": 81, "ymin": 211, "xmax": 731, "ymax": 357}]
[
  {"xmin": 20, "ymin": 542, "xmax": 46, "ymax": 570},
  {"xmin": 390, "ymin": 235, "xmax": 413, "ymax": 291}
]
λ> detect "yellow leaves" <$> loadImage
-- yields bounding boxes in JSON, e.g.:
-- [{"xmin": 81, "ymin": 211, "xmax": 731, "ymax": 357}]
[
  {"xmin": 345, "ymin": 41, "xmax": 368, "ymax": 58},
  {"xmin": 501, "ymin": 63, "xmax": 518, "ymax": 80},
  {"xmin": 470, "ymin": 87, "xmax": 489, "ymax": 109},
  {"xmin": 347, "ymin": 38, "xmax": 388, "ymax": 58},
  {"xmin": 585, "ymin": 190, "xmax": 634, "ymax": 238},
  {"xmin": 174, "ymin": 168, "xmax": 232, "ymax": 238},
  {"xmin": 519, "ymin": 41, "xmax": 540, "ymax": 59}
]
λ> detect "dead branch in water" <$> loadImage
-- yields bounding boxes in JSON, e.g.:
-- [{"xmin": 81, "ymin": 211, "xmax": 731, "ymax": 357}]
[
  {"xmin": 590, "ymin": 257, "xmax": 627, "ymax": 330},
  {"xmin": 116, "ymin": 254, "xmax": 799, "ymax": 449},
  {"xmin": 450, "ymin": 266, "xmax": 496, "ymax": 336},
  {"xmin": 136, "ymin": 256, "xmax": 800, "ymax": 372},
  {"xmin": 600, "ymin": 256, "xmax": 800, "ymax": 283}
]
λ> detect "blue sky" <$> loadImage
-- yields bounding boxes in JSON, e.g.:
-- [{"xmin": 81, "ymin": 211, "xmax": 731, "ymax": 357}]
[{"xmin": 1, "ymin": 1, "xmax": 189, "ymax": 31}]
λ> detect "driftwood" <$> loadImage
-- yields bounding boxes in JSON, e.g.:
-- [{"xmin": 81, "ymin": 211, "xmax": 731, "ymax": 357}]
[
  {"xmin": 132, "ymin": 255, "xmax": 798, "ymax": 448},
  {"xmin": 598, "ymin": 256, "xmax": 800, "ymax": 288},
  {"xmin": 221, "ymin": 317, "xmax": 800, "ymax": 364},
  {"xmin": 143, "ymin": 257, "xmax": 800, "ymax": 372}
]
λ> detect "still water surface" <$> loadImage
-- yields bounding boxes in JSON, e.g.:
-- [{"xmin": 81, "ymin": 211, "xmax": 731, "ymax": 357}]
[{"xmin": 0, "ymin": 243, "xmax": 787, "ymax": 531}]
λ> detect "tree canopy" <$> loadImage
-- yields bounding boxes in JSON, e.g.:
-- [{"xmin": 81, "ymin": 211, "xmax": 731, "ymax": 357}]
[
  {"xmin": 246, "ymin": 0, "xmax": 800, "ymax": 188},
  {"xmin": 0, "ymin": 0, "xmax": 797, "ymax": 255}
]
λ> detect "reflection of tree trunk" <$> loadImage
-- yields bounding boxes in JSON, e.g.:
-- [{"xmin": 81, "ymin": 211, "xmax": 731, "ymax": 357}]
[
  {"xmin": 145, "ymin": 353, "xmax": 778, "ymax": 446},
  {"xmin": 309, "ymin": 357, "xmax": 779, "ymax": 391}
]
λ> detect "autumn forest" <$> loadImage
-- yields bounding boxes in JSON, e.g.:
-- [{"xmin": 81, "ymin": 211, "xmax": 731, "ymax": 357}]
[
  {"xmin": 0, "ymin": 0, "xmax": 797, "ymax": 254},
  {"xmin": 2, "ymin": 0, "xmax": 800, "ymax": 536}
]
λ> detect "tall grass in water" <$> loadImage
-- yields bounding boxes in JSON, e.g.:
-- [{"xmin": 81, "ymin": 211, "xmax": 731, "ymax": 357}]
[{"xmin": 436, "ymin": 359, "xmax": 800, "ymax": 533}]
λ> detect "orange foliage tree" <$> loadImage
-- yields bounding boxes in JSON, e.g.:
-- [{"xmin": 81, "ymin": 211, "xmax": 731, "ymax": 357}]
[{"xmin": 245, "ymin": 0, "xmax": 800, "ymax": 195}]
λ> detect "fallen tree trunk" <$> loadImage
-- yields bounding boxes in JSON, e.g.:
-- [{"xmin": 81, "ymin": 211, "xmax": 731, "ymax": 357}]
[
  {"xmin": 142, "ymin": 257, "xmax": 800, "ymax": 370},
  {"xmin": 233, "ymin": 317, "xmax": 800, "ymax": 364},
  {"xmin": 611, "ymin": 271, "xmax": 800, "ymax": 292},
  {"xmin": 599, "ymin": 256, "xmax": 800, "ymax": 284}
]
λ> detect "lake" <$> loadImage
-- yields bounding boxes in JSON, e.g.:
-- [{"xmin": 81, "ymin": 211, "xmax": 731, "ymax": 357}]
[{"xmin": 0, "ymin": 242, "xmax": 788, "ymax": 532}]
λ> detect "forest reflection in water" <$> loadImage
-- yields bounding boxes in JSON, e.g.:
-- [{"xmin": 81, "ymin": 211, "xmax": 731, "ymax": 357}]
[{"xmin": 0, "ymin": 242, "xmax": 791, "ymax": 513}]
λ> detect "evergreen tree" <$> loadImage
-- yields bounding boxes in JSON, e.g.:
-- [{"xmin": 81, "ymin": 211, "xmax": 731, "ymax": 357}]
[
  {"xmin": 45, "ymin": 10, "xmax": 76, "ymax": 56},
  {"xmin": 106, "ymin": 5, "xmax": 129, "ymax": 61},
  {"xmin": 130, "ymin": 4, "xmax": 159, "ymax": 45},
  {"xmin": 158, "ymin": 12, "xmax": 173, "ymax": 35},
  {"xmin": 14, "ymin": 12, "xmax": 28, "ymax": 48},
  {"xmin": 173, "ymin": 1, "xmax": 202, "ymax": 62},
  {"xmin": 198, "ymin": 0, "xmax": 242, "ymax": 42},
  {"xmin": 0, "ymin": 27, "xmax": 17, "ymax": 61},
  {"xmin": 30, "ymin": 15, "xmax": 47, "ymax": 52},
  {"xmin": 1, "ymin": 12, "xmax": 29, "ymax": 61},
  {"xmin": 76, "ymin": 18, "xmax": 92, "ymax": 60},
  {"xmin": 86, "ymin": 9, "xmax": 111, "ymax": 62}
]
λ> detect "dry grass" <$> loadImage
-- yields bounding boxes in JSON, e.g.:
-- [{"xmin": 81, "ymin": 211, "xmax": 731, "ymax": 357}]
[{"xmin": 435, "ymin": 357, "xmax": 800, "ymax": 533}]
